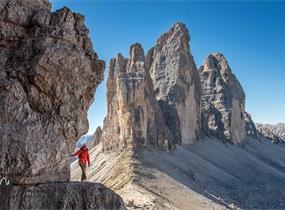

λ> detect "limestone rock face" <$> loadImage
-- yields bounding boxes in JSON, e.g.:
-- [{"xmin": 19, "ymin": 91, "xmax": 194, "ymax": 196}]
[
  {"xmin": 92, "ymin": 126, "xmax": 103, "ymax": 147},
  {"xmin": 200, "ymin": 52, "xmax": 246, "ymax": 144},
  {"xmin": 101, "ymin": 43, "xmax": 174, "ymax": 151},
  {"xmin": 245, "ymin": 112, "xmax": 258, "ymax": 138},
  {"xmin": 0, "ymin": 182, "xmax": 126, "ymax": 210},
  {"xmin": 0, "ymin": 0, "xmax": 104, "ymax": 184},
  {"xmin": 147, "ymin": 22, "xmax": 201, "ymax": 145}
]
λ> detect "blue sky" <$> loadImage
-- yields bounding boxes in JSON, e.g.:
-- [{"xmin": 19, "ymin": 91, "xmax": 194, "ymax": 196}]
[{"xmin": 51, "ymin": 0, "xmax": 285, "ymax": 134}]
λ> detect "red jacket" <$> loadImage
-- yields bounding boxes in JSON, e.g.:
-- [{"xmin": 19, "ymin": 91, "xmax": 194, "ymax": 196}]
[{"xmin": 71, "ymin": 146, "xmax": 90, "ymax": 165}]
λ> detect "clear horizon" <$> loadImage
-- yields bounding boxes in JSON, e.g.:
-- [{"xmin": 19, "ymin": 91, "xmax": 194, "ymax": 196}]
[{"xmin": 51, "ymin": 0, "xmax": 285, "ymax": 135}]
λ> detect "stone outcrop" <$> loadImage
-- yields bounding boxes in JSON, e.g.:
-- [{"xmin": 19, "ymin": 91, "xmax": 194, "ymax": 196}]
[
  {"xmin": 244, "ymin": 112, "xmax": 258, "ymax": 138},
  {"xmin": 100, "ymin": 43, "xmax": 174, "ymax": 151},
  {"xmin": 200, "ymin": 52, "xmax": 246, "ymax": 144},
  {"xmin": 92, "ymin": 126, "xmax": 102, "ymax": 147},
  {"xmin": 147, "ymin": 22, "xmax": 201, "ymax": 145},
  {"xmin": 0, "ymin": 182, "xmax": 126, "ymax": 210},
  {"xmin": 0, "ymin": 0, "xmax": 104, "ymax": 184}
]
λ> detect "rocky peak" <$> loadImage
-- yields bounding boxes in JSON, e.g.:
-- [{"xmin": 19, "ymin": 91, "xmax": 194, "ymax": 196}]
[
  {"xmin": 154, "ymin": 22, "xmax": 190, "ymax": 54},
  {"xmin": 200, "ymin": 52, "xmax": 246, "ymax": 144},
  {"xmin": 129, "ymin": 43, "xmax": 145, "ymax": 63},
  {"xmin": 100, "ymin": 44, "xmax": 174, "ymax": 151},
  {"xmin": 92, "ymin": 126, "xmax": 103, "ymax": 147},
  {"xmin": 148, "ymin": 22, "xmax": 201, "ymax": 145},
  {"xmin": 203, "ymin": 52, "xmax": 227, "ymax": 70},
  {"xmin": 201, "ymin": 52, "xmax": 245, "ymax": 102}
]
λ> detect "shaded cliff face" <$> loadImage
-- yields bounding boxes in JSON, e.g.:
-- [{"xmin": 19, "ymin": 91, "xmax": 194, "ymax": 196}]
[
  {"xmin": 245, "ymin": 112, "xmax": 258, "ymax": 138},
  {"xmin": 0, "ymin": 0, "xmax": 104, "ymax": 184},
  {"xmin": 92, "ymin": 126, "xmax": 103, "ymax": 147},
  {"xmin": 147, "ymin": 23, "xmax": 201, "ymax": 145},
  {"xmin": 200, "ymin": 53, "xmax": 246, "ymax": 144},
  {"xmin": 101, "ymin": 43, "xmax": 174, "ymax": 151}
]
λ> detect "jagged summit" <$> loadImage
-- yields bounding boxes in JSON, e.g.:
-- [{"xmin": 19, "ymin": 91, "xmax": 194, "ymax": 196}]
[
  {"xmin": 148, "ymin": 22, "xmax": 201, "ymax": 145},
  {"xmin": 129, "ymin": 43, "xmax": 145, "ymax": 63},
  {"xmin": 201, "ymin": 52, "xmax": 245, "ymax": 100},
  {"xmin": 171, "ymin": 22, "xmax": 190, "ymax": 38},
  {"xmin": 101, "ymin": 43, "xmax": 174, "ymax": 151},
  {"xmin": 201, "ymin": 52, "xmax": 228, "ymax": 71},
  {"xmin": 99, "ymin": 21, "xmax": 202, "ymax": 150},
  {"xmin": 200, "ymin": 52, "xmax": 246, "ymax": 144},
  {"xmin": 152, "ymin": 22, "xmax": 191, "ymax": 60},
  {"xmin": 163, "ymin": 22, "xmax": 190, "ymax": 40}
]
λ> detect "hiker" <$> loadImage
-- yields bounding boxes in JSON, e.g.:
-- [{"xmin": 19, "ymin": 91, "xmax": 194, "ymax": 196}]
[{"xmin": 71, "ymin": 143, "xmax": 90, "ymax": 181}]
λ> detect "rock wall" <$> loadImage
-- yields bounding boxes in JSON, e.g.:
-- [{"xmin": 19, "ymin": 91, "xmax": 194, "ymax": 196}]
[
  {"xmin": 92, "ymin": 126, "xmax": 102, "ymax": 147},
  {"xmin": 147, "ymin": 23, "xmax": 201, "ymax": 145},
  {"xmin": 100, "ymin": 43, "xmax": 174, "ymax": 151},
  {"xmin": 244, "ymin": 112, "xmax": 258, "ymax": 138},
  {"xmin": 0, "ymin": 0, "xmax": 105, "ymax": 184},
  {"xmin": 200, "ymin": 52, "xmax": 246, "ymax": 144}
]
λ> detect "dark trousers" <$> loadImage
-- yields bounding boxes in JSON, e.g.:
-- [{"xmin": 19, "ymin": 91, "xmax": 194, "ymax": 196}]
[{"xmin": 79, "ymin": 162, "xmax": 87, "ymax": 181}]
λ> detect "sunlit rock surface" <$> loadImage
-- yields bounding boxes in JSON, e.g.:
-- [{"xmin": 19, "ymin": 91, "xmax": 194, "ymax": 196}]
[
  {"xmin": 100, "ymin": 43, "xmax": 174, "ymax": 151},
  {"xmin": 148, "ymin": 23, "xmax": 201, "ymax": 145}
]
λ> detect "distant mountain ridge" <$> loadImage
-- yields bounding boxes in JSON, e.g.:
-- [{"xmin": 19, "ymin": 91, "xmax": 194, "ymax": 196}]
[
  {"xmin": 256, "ymin": 123, "xmax": 285, "ymax": 143},
  {"xmin": 72, "ymin": 23, "xmax": 285, "ymax": 209}
]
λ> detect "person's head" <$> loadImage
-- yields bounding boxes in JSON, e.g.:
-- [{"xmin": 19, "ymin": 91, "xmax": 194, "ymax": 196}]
[{"xmin": 81, "ymin": 143, "xmax": 87, "ymax": 150}]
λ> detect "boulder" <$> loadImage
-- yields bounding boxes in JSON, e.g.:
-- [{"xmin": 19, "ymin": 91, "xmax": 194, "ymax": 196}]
[{"xmin": 0, "ymin": 182, "xmax": 126, "ymax": 210}]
